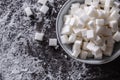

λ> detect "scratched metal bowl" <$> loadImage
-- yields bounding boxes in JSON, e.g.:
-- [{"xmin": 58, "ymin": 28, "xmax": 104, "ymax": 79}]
[{"xmin": 56, "ymin": 0, "xmax": 120, "ymax": 64}]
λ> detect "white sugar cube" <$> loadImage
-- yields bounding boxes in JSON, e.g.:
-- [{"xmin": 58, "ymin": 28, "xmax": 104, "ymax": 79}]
[
  {"xmin": 72, "ymin": 50, "xmax": 81, "ymax": 58},
  {"xmin": 72, "ymin": 40, "xmax": 82, "ymax": 57},
  {"xmin": 68, "ymin": 34, "xmax": 77, "ymax": 43},
  {"xmin": 49, "ymin": 38, "xmax": 57, "ymax": 46},
  {"xmin": 109, "ymin": 10, "xmax": 120, "ymax": 20},
  {"xmin": 73, "ymin": 40, "xmax": 82, "ymax": 51},
  {"xmin": 88, "ymin": 20, "xmax": 95, "ymax": 29},
  {"xmin": 40, "ymin": 5, "xmax": 49, "ymax": 14},
  {"xmin": 24, "ymin": 7, "xmax": 33, "ymax": 17},
  {"xmin": 70, "ymin": 18, "xmax": 75, "ymax": 26},
  {"xmin": 104, "ymin": 28, "xmax": 112, "ymax": 36},
  {"xmin": 106, "ymin": 37, "xmax": 115, "ymax": 47},
  {"xmin": 72, "ymin": 27, "xmax": 81, "ymax": 35},
  {"xmin": 35, "ymin": 32, "xmax": 44, "ymax": 41},
  {"xmin": 94, "ymin": 52, "xmax": 102, "ymax": 59},
  {"xmin": 87, "ymin": 52, "xmax": 94, "ymax": 58},
  {"xmin": 92, "ymin": 0, "xmax": 99, "ymax": 8},
  {"xmin": 71, "ymin": 3, "xmax": 80, "ymax": 9},
  {"xmin": 92, "ymin": 45, "xmax": 100, "ymax": 53},
  {"xmin": 80, "ymin": 51, "xmax": 88, "ymax": 59},
  {"xmin": 81, "ymin": 29, "xmax": 87, "ymax": 37},
  {"xmin": 61, "ymin": 35, "xmax": 69, "ymax": 44},
  {"xmin": 65, "ymin": 17, "xmax": 71, "ymax": 25},
  {"xmin": 109, "ymin": 20, "xmax": 118, "ymax": 32},
  {"xmin": 80, "ymin": 13, "xmax": 89, "ymax": 23},
  {"xmin": 114, "ymin": 1, "xmax": 120, "ymax": 7},
  {"xmin": 97, "ymin": 10, "xmax": 105, "ymax": 18},
  {"xmin": 96, "ymin": 19, "xmax": 104, "ymax": 26},
  {"xmin": 113, "ymin": 31, "xmax": 120, "ymax": 42},
  {"xmin": 85, "ymin": 0, "xmax": 92, "ymax": 5},
  {"xmin": 84, "ymin": 6, "xmax": 89, "ymax": 13},
  {"xmin": 74, "ymin": 8, "xmax": 84, "ymax": 17},
  {"xmin": 87, "ymin": 30, "xmax": 95, "ymax": 39},
  {"xmin": 64, "ymin": 15, "xmax": 72, "ymax": 21},
  {"xmin": 61, "ymin": 25, "xmax": 71, "ymax": 35},
  {"xmin": 87, "ymin": 7, "xmax": 98, "ymax": 17},
  {"xmin": 96, "ymin": 26, "xmax": 106, "ymax": 34},
  {"xmin": 86, "ymin": 42, "xmax": 95, "ymax": 51},
  {"xmin": 101, "ymin": 43, "xmax": 106, "ymax": 51},
  {"xmin": 38, "ymin": 0, "xmax": 47, "ymax": 5},
  {"xmin": 94, "ymin": 36, "xmax": 102, "ymax": 45},
  {"xmin": 83, "ymin": 42, "xmax": 88, "ymax": 50},
  {"xmin": 103, "ymin": 46, "xmax": 113, "ymax": 56}
]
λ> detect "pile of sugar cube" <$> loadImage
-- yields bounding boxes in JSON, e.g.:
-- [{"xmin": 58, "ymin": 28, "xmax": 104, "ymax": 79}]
[
  {"xmin": 24, "ymin": 0, "xmax": 57, "ymax": 47},
  {"xmin": 61, "ymin": 0, "xmax": 120, "ymax": 59}
]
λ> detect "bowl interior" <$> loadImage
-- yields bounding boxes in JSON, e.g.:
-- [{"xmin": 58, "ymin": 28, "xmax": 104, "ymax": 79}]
[{"xmin": 56, "ymin": 0, "xmax": 120, "ymax": 64}]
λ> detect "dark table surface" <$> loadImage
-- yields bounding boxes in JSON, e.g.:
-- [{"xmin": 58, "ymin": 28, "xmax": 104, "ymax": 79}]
[{"xmin": 0, "ymin": 0, "xmax": 120, "ymax": 80}]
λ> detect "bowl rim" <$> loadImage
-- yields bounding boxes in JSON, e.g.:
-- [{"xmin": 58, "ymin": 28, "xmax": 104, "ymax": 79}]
[{"xmin": 56, "ymin": 0, "xmax": 120, "ymax": 65}]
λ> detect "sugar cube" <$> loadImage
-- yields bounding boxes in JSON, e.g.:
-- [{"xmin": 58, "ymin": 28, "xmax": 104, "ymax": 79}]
[
  {"xmin": 103, "ymin": 46, "xmax": 113, "ymax": 56},
  {"xmin": 88, "ymin": 20, "xmax": 95, "ymax": 29},
  {"xmin": 87, "ymin": 30, "xmax": 95, "ymax": 39},
  {"xmin": 24, "ymin": 7, "xmax": 33, "ymax": 17},
  {"xmin": 35, "ymin": 32, "xmax": 44, "ymax": 41},
  {"xmin": 96, "ymin": 19, "xmax": 104, "ymax": 26},
  {"xmin": 80, "ymin": 51, "xmax": 88, "ymax": 59},
  {"xmin": 40, "ymin": 5, "xmax": 49, "ymax": 14},
  {"xmin": 68, "ymin": 34, "xmax": 77, "ymax": 43},
  {"xmin": 113, "ymin": 31, "xmax": 120, "ymax": 42},
  {"xmin": 109, "ymin": 20, "xmax": 118, "ymax": 32},
  {"xmin": 38, "ymin": 0, "xmax": 47, "ymax": 5},
  {"xmin": 61, "ymin": 25, "xmax": 72, "ymax": 35},
  {"xmin": 85, "ymin": 0, "xmax": 92, "ymax": 5},
  {"xmin": 49, "ymin": 38, "xmax": 57, "ymax": 46},
  {"xmin": 61, "ymin": 35, "xmax": 69, "ymax": 44},
  {"xmin": 87, "ymin": 7, "xmax": 98, "ymax": 17}
]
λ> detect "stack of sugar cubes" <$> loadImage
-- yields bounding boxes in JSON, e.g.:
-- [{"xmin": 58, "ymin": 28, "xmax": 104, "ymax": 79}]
[{"xmin": 61, "ymin": 0, "xmax": 120, "ymax": 59}]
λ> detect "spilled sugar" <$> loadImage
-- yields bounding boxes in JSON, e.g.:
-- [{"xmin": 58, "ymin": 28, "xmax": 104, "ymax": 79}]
[{"xmin": 0, "ymin": 0, "xmax": 119, "ymax": 80}]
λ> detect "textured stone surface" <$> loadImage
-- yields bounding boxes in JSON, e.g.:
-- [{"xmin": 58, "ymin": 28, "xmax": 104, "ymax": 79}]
[{"xmin": 0, "ymin": 0, "xmax": 120, "ymax": 80}]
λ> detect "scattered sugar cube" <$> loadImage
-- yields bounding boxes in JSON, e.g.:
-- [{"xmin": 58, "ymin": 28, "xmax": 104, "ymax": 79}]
[
  {"xmin": 92, "ymin": 45, "xmax": 100, "ymax": 53},
  {"xmin": 96, "ymin": 19, "xmax": 104, "ymax": 26},
  {"xmin": 40, "ymin": 5, "xmax": 49, "ymax": 14},
  {"xmin": 80, "ymin": 51, "xmax": 88, "ymax": 59},
  {"xmin": 49, "ymin": 38, "xmax": 57, "ymax": 46},
  {"xmin": 61, "ymin": 25, "xmax": 71, "ymax": 35},
  {"xmin": 38, "ymin": 0, "xmax": 47, "ymax": 5},
  {"xmin": 109, "ymin": 20, "xmax": 118, "ymax": 32},
  {"xmin": 24, "ymin": 7, "xmax": 33, "ymax": 17},
  {"xmin": 65, "ymin": 17, "xmax": 71, "ymax": 25},
  {"xmin": 35, "ymin": 32, "xmax": 44, "ymax": 41},
  {"xmin": 61, "ymin": 35, "xmax": 69, "ymax": 44},
  {"xmin": 87, "ymin": 30, "xmax": 95, "ymax": 39},
  {"xmin": 68, "ymin": 34, "xmax": 77, "ymax": 43},
  {"xmin": 92, "ymin": 0, "xmax": 99, "ymax": 8},
  {"xmin": 113, "ymin": 31, "xmax": 120, "ymax": 42},
  {"xmin": 64, "ymin": 15, "xmax": 72, "ymax": 21}
]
